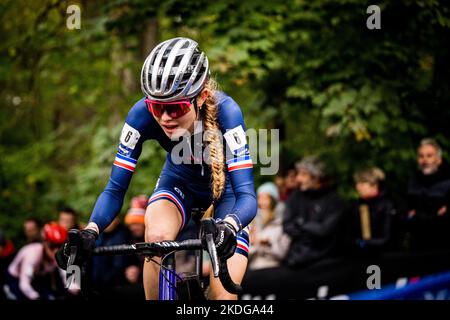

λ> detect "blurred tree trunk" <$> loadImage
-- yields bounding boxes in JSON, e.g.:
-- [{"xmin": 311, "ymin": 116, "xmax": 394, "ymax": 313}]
[{"xmin": 140, "ymin": 18, "xmax": 158, "ymax": 59}]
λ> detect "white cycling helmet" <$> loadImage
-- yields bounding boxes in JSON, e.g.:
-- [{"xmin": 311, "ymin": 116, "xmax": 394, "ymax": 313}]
[{"xmin": 141, "ymin": 37, "xmax": 209, "ymax": 102}]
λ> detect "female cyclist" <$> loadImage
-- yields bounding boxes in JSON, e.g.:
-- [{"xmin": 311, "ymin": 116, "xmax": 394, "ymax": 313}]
[{"xmin": 56, "ymin": 37, "xmax": 257, "ymax": 300}]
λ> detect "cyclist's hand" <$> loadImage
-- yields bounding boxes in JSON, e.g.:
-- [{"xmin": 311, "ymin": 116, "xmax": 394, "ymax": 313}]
[
  {"xmin": 201, "ymin": 219, "xmax": 237, "ymax": 260},
  {"xmin": 56, "ymin": 229, "xmax": 98, "ymax": 270}
]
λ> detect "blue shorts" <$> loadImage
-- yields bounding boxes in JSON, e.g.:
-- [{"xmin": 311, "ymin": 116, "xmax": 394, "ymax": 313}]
[{"xmin": 148, "ymin": 163, "xmax": 250, "ymax": 257}]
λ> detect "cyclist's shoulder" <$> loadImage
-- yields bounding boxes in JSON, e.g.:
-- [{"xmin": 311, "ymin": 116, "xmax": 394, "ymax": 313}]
[
  {"xmin": 216, "ymin": 91, "xmax": 240, "ymax": 110},
  {"xmin": 127, "ymin": 97, "xmax": 151, "ymax": 119},
  {"xmin": 215, "ymin": 91, "xmax": 244, "ymax": 125},
  {"xmin": 125, "ymin": 97, "xmax": 157, "ymax": 133}
]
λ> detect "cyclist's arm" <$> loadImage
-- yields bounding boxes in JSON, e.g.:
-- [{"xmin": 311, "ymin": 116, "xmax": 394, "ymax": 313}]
[
  {"xmin": 88, "ymin": 99, "xmax": 153, "ymax": 233},
  {"xmin": 217, "ymin": 94, "xmax": 257, "ymax": 231}
]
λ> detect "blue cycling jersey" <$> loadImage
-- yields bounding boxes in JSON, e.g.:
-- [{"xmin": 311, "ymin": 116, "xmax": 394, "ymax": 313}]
[{"xmin": 89, "ymin": 92, "xmax": 257, "ymax": 234}]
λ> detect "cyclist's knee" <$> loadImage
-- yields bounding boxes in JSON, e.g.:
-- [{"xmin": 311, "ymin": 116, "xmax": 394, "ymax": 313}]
[
  {"xmin": 145, "ymin": 229, "xmax": 174, "ymax": 243},
  {"xmin": 144, "ymin": 200, "xmax": 183, "ymax": 239}
]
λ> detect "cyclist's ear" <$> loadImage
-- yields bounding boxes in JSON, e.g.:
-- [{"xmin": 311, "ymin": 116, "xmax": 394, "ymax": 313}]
[{"xmin": 197, "ymin": 88, "xmax": 209, "ymax": 107}]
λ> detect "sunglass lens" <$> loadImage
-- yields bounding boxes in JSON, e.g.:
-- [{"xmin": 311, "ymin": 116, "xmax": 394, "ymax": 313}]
[
  {"xmin": 151, "ymin": 103, "xmax": 164, "ymax": 117},
  {"xmin": 146, "ymin": 100, "xmax": 191, "ymax": 119},
  {"xmin": 166, "ymin": 104, "xmax": 181, "ymax": 118}
]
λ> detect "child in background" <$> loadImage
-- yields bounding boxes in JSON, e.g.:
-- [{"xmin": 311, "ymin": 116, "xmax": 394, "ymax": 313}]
[
  {"xmin": 347, "ymin": 167, "xmax": 395, "ymax": 255},
  {"xmin": 125, "ymin": 195, "xmax": 147, "ymax": 243}
]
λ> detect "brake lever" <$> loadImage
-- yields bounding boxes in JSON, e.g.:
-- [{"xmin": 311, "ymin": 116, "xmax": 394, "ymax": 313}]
[
  {"xmin": 65, "ymin": 245, "xmax": 78, "ymax": 289},
  {"xmin": 206, "ymin": 233, "xmax": 219, "ymax": 277}
]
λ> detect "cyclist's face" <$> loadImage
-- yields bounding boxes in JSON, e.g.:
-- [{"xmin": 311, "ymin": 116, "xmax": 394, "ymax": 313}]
[
  {"xmin": 418, "ymin": 144, "xmax": 441, "ymax": 175},
  {"xmin": 153, "ymin": 90, "xmax": 209, "ymax": 139}
]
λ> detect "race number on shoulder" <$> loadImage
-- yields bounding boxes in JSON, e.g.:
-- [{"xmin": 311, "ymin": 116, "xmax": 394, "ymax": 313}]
[
  {"xmin": 224, "ymin": 125, "xmax": 247, "ymax": 155},
  {"xmin": 120, "ymin": 123, "xmax": 141, "ymax": 150}
]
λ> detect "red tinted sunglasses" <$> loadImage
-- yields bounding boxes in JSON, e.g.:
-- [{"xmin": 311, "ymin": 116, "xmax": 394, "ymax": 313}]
[{"xmin": 145, "ymin": 98, "xmax": 195, "ymax": 119}]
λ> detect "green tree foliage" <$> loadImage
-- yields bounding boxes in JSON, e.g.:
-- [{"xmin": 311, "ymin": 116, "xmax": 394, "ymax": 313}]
[{"xmin": 1, "ymin": 0, "xmax": 450, "ymax": 239}]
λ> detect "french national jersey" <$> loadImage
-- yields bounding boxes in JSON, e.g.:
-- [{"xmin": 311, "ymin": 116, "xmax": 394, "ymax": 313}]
[{"xmin": 89, "ymin": 92, "xmax": 257, "ymax": 233}]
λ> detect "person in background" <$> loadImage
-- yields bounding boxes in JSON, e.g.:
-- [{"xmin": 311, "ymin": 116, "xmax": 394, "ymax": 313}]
[
  {"xmin": 0, "ymin": 231, "xmax": 15, "ymax": 300},
  {"xmin": 278, "ymin": 166, "xmax": 298, "ymax": 202},
  {"xmin": 283, "ymin": 156, "xmax": 344, "ymax": 268},
  {"xmin": 347, "ymin": 167, "xmax": 395, "ymax": 255},
  {"xmin": 124, "ymin": 196, "xmax": 147, "ymax": 243},
  {"xmin": 274, "ymin": 173, "xmax": 286, "ymax": 201},
  {"xmin": 23, "ymin": 217, "xmax": 42, "ymax": 244},
  {"xmin": 124, "ymin": 195, "xmax": 147, "ymax": 287},
  {"xmin": 406, "ymin": 138, "xmax": 450, "ymax": 251},
  {"xmin": 248, "ymin": 182, "xmax": 290, "ymax": 270},
  {"xmin": 58, "ymin": 207, "xmax": 80, "ymax": 231},
  {"xmin": 5, "ymin": 222, "xmax": 68, "ymax": 300},
  {"xmin": 91, "ymin": 217, "xmax": 131, "ymax": 296}
]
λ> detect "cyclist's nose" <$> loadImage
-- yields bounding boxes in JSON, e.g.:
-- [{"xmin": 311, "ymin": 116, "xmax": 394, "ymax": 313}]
[{"xmin": 160, "ymin": 110, "xmax": 173, "ymax": 121}]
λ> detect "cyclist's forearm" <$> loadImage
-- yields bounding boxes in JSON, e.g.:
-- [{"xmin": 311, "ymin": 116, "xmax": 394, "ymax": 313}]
[
  {"xmin": 226, "ymin": 183, "xmax": 257, "ymax": 230},
  {"xmin": 89, "ymin": 180, "xmax": 127, "ymax": 232}
]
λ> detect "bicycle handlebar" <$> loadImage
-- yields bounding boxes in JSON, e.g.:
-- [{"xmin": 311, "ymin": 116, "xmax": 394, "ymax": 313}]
[
  {"xmin": 91, "ymin": 234, "xmax": 242, "ymax": 295},
  {"xmin": 93, "ymin": 239, "xmax": 203, "ymax": 256},
  {"xmin": 66, "ymin": 219, "xmax": 243, "ymax": 296}
]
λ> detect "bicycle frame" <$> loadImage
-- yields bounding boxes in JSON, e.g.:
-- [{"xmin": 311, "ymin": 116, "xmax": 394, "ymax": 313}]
[
  {"xmin": 159, "ymin": 218, "xmax": 204, "ymax": 300},
  {"xmin": 159, "ymin": 252, "xmax": 177, "ymax": 300}
]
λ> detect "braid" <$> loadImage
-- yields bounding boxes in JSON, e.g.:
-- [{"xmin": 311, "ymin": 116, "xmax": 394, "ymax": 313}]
[{"xmin": 202, "ymin": 79, "xmax": 225, "ymax": 217}]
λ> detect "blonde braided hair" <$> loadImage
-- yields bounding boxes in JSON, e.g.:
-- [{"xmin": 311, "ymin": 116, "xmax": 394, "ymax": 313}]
[{"xmin": 201, "ymin": 78, "xmax": 225, "ymax": 218}]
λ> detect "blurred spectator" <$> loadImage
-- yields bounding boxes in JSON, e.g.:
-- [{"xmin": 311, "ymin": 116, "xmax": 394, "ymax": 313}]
[
  {"xmin": 23, "ymin": 217, "xmax": 42, "ymax": 243},
  {"xmin": 248, "ymin": 182, "xmax": 291, "ymax": 270},
  {"xmin": 125, "ymin": 195, "xmax": 147, "ymax": 243},
  {"xmin": 91, "ymin": 217, "xmax": 131, "ymax": 295},
  {"xmin": 0, "ymin": 231, "xmax": 15, "ymax": 300},
  {"xmin": 5, "ymin": 222, "xmax": 68, "ymax": 300},
  {"xmin": 124, "ymin": 195, "xmax": 147, "ymax": 287},
  {"xmin": 406, "ymin": 138, "xmax": 450, "ymax": 251},
  {"xmin": 58, "ymin": 207, "xmax": 80, "ymax": 231},
  {"xmin": 283, "ymin": 156, "xmax": 344, "ymax": 268},
  {"xmin": 346, "ymin": 167, "xmax": 395, "ymax": 255},
  {"xmin": 274, "ymin": 173, "xmax": 286, "ymax": 200},
  {"xmin": 277, "ymin": 167, "xmax": 298, "ymax": 202}
]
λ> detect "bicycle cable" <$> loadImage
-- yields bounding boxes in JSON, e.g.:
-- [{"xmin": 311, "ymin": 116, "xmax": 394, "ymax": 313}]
[{"xmin": 146, "ymin": 251, "xmax": 183, "ymax": 298}]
